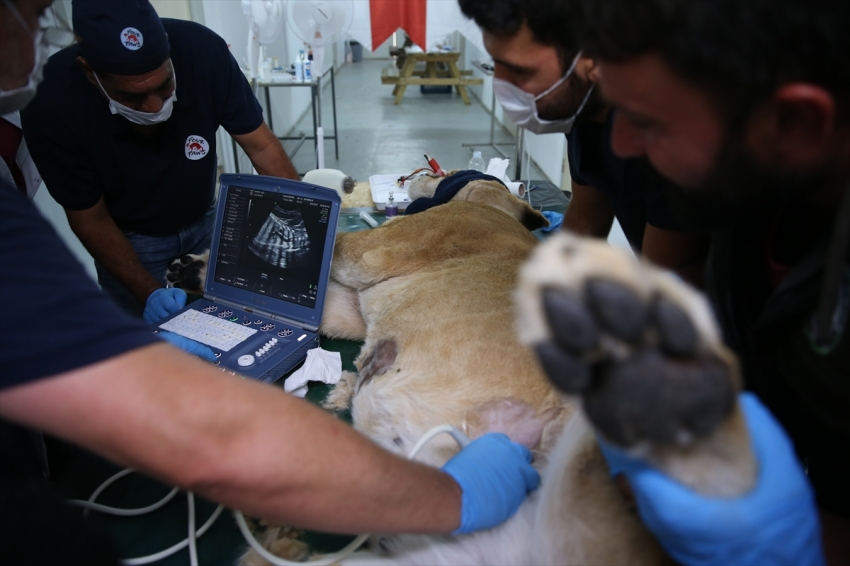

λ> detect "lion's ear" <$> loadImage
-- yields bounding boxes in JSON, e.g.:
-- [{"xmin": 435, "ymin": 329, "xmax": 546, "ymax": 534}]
[{"xmin": 521, "ymin": 208, "xmax": 549, "ymax": 231}]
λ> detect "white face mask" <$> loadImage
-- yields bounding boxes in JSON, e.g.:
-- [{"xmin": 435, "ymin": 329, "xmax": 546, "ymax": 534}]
[
  {"xmin": 493, "ymin": 51, "xmax": 594, "ymax": 135},
  {"xmin": 93, "ymin": 65, "xmax": 177, "ymax": 126},
  {"xmin": 0, "ymin": 0, "xmax": 50, "ymax": 114}
]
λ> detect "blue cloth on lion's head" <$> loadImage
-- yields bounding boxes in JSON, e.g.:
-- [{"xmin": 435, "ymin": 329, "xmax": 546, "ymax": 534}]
[
  {"xmin": 405, "ymin": 171, "xmax": 508, "ymax": 216},
  {"xmin": 73, "ymin": 0, "xmax": 170, "ymax": 75}
]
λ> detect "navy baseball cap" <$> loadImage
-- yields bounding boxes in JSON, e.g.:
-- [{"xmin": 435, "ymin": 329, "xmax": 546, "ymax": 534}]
[{"xmin": 72, "ymin": 0, "xmax": 170, "ymax": 75}]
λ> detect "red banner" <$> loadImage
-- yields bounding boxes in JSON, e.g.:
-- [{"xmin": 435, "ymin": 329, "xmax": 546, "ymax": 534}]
[{"xmin": 369, "ymin": 0, "xmax": 427, "ymax": 50}]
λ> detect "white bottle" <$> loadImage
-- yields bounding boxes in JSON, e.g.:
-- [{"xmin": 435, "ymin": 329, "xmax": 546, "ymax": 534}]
[
  {"xmin": 468, "ymin": 151, "xmax": 486, "ymax": 172},
  {"xmin": 304, "ymin": 58, "xmax": 312, "ymax": 81},
  {"xmin": 260, "ymin": 58, "xmax": 272, "ymax": 82},
  {"xmin": 296, "ymin": 50, "xmax": 306, "ymax": 81}
]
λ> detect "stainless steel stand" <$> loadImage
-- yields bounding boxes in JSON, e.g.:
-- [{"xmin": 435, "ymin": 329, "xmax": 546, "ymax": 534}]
[{"xmin": 462, "ymin": 60, "xmax": 517, "ymax": 170}]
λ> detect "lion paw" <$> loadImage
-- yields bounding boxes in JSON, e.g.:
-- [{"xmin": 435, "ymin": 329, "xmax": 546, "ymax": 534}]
[
  {"xmin": 165, "ymin": 251, "xmax": 208, "ymax": 295},
  {"xmin": 516, "ymin": 233, "xmax": 739, "ymax": 449}
]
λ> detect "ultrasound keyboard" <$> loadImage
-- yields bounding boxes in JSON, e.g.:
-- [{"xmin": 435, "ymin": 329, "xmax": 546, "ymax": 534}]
[
  {"xmin": 155, "ymin": 301, "xmax": 320, "ymax": 383},
  {"xmin": 159, "ymin": 308, "xmax": 257, "ymax": 351}
]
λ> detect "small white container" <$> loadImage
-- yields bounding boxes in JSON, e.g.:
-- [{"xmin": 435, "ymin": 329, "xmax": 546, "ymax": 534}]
[{"xmin": 369, "ymin": 175, "xmax": 412, "ymax": 211}]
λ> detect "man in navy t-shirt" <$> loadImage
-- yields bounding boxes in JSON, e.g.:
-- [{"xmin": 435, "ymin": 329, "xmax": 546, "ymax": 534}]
[
  {"xmin": 459, "ymin": 0, "xmax": 710, "ymax": 286},
  {"xmin": 21, "ymin": 0, "xmax": 300, "ymax": 319},
  {"xmin": 1, "ymin": 4, "xmax": 543, "ymax": 558}
]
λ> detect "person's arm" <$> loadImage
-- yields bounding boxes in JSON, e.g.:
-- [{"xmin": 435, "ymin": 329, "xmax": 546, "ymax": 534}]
[
  {"xmin": 641, "ymin": 224, "xmax": 710, "ymax": 288},
  {"xmin": 233, "ymin": 123, "xmax": 299, "ymax": 180},
  {"xmin": 65, "ymin": 195, "xmax": 161, "ymax": 305},
  {"xmin": 562, "ymin": 181, "xmax": 615, "ymax": 238},
  {"xmin": 0, "ymin": 343, "xmax": 535, "ymax": 534}
]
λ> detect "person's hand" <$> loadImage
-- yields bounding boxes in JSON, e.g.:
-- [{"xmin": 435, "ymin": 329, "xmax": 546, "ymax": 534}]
[
  {"xmin": 540, "ymin": 210, "xmax": 563, "ymax": 232},
  {"xmin": 143, "ymin": 288, "xmax": 187, "ymax": 324},
  {"xmin": 441, "ymin": 433, "xmax": 540, "ymax": 534},
  {"xmin": 599, "ymin": 393, "xmax": 825, "ymax": 566},
  {"xmin": 158, "ymin": 331, "xmax": 217, "ymax": 362}
]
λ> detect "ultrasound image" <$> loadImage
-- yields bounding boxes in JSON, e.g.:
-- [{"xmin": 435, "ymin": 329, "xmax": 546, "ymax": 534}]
[{"xmin": 248, "ymin": 206, "xmax": 312, "ymax": 268}]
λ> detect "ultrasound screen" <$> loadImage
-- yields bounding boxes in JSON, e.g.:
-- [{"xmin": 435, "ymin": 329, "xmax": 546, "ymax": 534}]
[{"xmin": 213, "ymin": 185, "xmax": 332, "ymax": 309}]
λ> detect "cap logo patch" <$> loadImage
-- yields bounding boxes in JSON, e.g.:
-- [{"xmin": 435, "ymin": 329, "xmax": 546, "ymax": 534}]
[
  {"xmin": 185, "ymin": 135, "xmax": 209, "ymax": 160},
  {"xmin": 121, "ymin": 27, "xmax": 144, "ymax": 50}
]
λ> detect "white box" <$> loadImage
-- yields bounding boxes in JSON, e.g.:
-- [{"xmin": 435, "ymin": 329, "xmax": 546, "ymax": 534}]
[{"xmin": 369, "ymin": 174, "xmax": 413, "ymax": 211}]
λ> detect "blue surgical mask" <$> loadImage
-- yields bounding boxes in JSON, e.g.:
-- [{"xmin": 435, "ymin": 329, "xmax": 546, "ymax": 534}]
[{"xmin": 93, "ymin": 65, "xmax": 177, "ymax": 126}]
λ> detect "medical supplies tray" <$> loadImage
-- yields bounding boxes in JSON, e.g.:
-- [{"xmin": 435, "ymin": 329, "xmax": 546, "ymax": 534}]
[{"xmin": 369, "ymin": 174, "xmax": 412, "ymax": 211}]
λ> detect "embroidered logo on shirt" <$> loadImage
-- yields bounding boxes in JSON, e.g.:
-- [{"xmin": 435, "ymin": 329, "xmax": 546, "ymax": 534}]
[
  {"xmin": 185, "ymin": 135, "xmax": 209, "ymax": 160},
  {"xmin": 121, "ymin": 28, "xmax": 144, "ymax": 50}
]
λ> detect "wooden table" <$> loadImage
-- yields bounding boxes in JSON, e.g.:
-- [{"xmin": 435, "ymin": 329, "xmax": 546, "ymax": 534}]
[{"xmin": 381, "ymin": 51, "xmax": 483, "ymax": 105}]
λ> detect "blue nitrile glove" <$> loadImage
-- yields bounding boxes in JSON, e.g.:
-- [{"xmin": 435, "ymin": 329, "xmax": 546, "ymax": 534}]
[
  {"xmin": 158, "ymin": 331, "xmax": 217, "ymax": 362},
  {"xmin": 144, "ymin": 288, "xmax": 187, "ymax": 324},
  {"xmin": 599, "ymin": 393, "xmax": 824, "ymax": 566},
  {"xmin": 441, "ymin": 433, "xmax": 540, "ymax": 534},
  {"xmin": 540, "ymin": 211, "xmax": 563, "ymax": 232}
]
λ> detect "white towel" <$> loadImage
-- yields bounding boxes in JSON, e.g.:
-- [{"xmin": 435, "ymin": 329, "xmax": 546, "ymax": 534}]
[
  {"xmin": 486, "ymin": 158, "xmax": 525, "ymax": 197},
  {"xmin": 284, "ymin": 348, "xmax": 342, "ymax": 398}
]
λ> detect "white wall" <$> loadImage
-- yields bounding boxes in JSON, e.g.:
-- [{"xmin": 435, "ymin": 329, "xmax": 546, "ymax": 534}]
[
  {"xmin": 34, "ymin": 185, "xmax": 98, "ymax": 281},
  {"xmin": 200, "ymin": 0, "xmax": 343, "ymax": 173},
  {"xmin": 151, "ymin": 0, "xmax": 190, "ymax": 20},
  {"xmin": 360, "ymin": 34, "xmax": 394, "ymax": 59}
]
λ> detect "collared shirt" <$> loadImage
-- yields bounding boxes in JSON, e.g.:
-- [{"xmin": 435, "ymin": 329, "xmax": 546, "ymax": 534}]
[{"xmin": 22, "ymin": 19, "xmax": 263, "ymax": 236}]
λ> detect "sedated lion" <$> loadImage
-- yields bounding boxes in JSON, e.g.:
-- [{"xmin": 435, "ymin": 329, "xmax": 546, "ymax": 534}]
[{"xmin": 167, "ymin": 173, "xmax": 755, "ymax": 566}]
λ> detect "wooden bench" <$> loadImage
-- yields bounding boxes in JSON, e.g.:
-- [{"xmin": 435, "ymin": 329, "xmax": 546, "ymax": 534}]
[{"xmin": 381, "ymin": 51, "xmax": 483, "ymax": 105}]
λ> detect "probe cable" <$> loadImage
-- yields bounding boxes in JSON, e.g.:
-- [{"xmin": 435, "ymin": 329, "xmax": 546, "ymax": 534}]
[
  {"xmin": 233, "ymin": 424, "xmax": 471, "ymax": 566},
  {"xmin": 69, "ymin": 425, "xmax": 470, "ymax": 566},
  {"xmin": 67, "ymin": 468, "xmax": 223, "ymax": 566}
]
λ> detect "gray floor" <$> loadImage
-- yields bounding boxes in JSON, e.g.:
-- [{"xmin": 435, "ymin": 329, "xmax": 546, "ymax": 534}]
[{"xmin": 281, "ymin": 59, "xmax": 546, "ymax": 183}]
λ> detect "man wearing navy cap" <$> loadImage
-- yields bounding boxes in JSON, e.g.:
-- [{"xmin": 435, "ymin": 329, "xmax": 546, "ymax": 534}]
[
  {"xmin": 2, "ymin": 2, "xmax": 542, "ymax": 562},
  {"xmin": 21, "ymin": 0, "xmax": 300, "ymax": 320}
]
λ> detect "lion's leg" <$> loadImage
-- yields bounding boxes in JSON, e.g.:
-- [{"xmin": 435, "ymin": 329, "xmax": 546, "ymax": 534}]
[
  {"xmin": 516, "ymin": 233, "xmax": 756, "ymax": 497},
  {"xmin": 321, "ymin": 281, "xmax": 367, "ymax": 340},
  {"xmin": 331, "ymin": 226, "xmax": 429, "ymax": 289}
]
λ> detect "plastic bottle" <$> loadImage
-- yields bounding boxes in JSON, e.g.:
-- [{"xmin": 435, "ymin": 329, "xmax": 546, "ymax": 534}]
[
  {"xmin": 468, "ymin": 151, "xmax": 486, "ymax": 172},
  {"xmin": 296, "ymin": 50, "xmax": 305, "ymax": 81},
  {"xmin": 260, "ymin": 58, "xmax": 272, "ymax": 82},
  {"xmin": 304, "ymin": 48, "xmax": 313, "ymax": 81},
  {"xmin": 385, "ymin": 192, "xmax": 398, "ymax": 218}
]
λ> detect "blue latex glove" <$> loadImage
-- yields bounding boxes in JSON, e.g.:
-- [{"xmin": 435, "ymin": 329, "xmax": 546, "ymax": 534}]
[
  {"xmin": 441, "ymin": 433, "xmax": 540, "ymax": 534},
  {"xmin": 143, "ymin": 288, "xmax": 187, "ymax": 324},
  {"xmin": 599, "ymin": 393, "xmax": 824, "ymax": 566},
  {"xmin": 158, "ymin": 331, "xmax": 217, "ymax": 362},
  {"xmin": 540, "ymin": 211, "xmax": 563, "ymax": 232}
]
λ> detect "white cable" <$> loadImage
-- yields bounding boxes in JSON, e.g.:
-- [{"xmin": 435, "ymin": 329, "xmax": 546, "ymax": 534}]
[
  {"xmin": 69, "ymin": 468, "xmax": 180, "ymax": 517},
  {"xmin": 73, "ymin": 425, "xmax": 470, "ymax": 565},
  {"xmin": 233, "ymin": 424, "xmax": 471, "ymax": 566},
  {"xmin": 69, "ymin": 468, "xmax": 223, "ymax": 565},
  {"xmin": 187, "ymin": 492, "xmax": 199, "ymax": 566},
  {"xmin": 121, "ymin": 502, "xmax": 224, "ymax": 566},
  {"xmin": 406, "ymin": 425, "xmax": 471, "ymax": 459}
]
